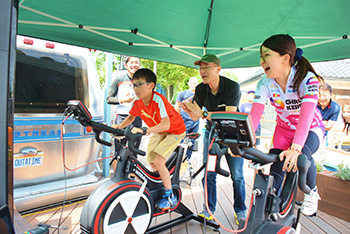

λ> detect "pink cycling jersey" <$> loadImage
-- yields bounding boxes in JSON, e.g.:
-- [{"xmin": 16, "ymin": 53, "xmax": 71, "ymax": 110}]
[{"xmin": 250, "ymin": 66, "xmax": 324, "ymax": 148}]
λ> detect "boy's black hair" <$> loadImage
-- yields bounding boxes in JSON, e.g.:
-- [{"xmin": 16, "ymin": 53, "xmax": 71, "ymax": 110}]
[{"xmin": 133, "ymin": 68, "xmax": 157, "ymax": 89}]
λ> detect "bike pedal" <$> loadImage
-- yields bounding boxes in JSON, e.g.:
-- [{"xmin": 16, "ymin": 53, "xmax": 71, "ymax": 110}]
[
  {"xmin": 295, "ymin": 200, "xmax": 302, "ymax": 206},
  {"xmin": 307, "ymin": 212, "xmax": 318, "ymax": 217}
]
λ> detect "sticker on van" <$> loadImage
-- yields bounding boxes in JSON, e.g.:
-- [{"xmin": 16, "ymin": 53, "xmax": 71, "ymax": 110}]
[{"xmin": 14, "ymin": 147, "xmax": 44, "ymax": 168}]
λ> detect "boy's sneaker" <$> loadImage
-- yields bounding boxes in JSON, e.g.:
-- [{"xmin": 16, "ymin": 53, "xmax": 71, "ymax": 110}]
[
  {"xmin": 157, "ymin": 194, "xmax": 177, "ymax": 211},
  {"xmin": 235, "ymin": 210, "xmax": 247, "ymax": 225},
  {"xmin": 301, "ymin": 187, "xmax": 321, "ymax": 216},
  {"xmin": 198, "ymin": 210, "xmax": 214, "ymax": 221}
]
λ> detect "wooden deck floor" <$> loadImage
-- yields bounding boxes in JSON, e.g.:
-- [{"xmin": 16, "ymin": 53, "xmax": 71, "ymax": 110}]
[{"xmin": 16, "ymin": 161, "xmax": 350, "ymax": 234}]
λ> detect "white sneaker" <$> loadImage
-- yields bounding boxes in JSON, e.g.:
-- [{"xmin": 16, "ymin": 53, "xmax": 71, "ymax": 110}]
[{"xmin": 301, "ymin": 187, "xmax": 321, "ymax": 216}]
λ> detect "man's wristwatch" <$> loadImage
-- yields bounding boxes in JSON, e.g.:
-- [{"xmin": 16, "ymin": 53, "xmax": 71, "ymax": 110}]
[{"xmin": 202, "ymin": 110, "xmax": 209, "ymax": 119}]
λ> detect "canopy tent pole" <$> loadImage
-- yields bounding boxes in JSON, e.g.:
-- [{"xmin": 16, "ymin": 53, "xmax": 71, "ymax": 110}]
[
  {"xmin": 203, "ymin": 0, "xmax": 214, "ymax": 55},
  {"xmin": 0, "ymin": 0, "xmax": 17, "ymax": 220}
]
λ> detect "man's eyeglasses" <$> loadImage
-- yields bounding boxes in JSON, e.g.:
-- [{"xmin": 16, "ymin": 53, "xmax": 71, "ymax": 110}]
[
  {"xmin": 133, "ymin": 82, "xmax": 150, "ymax": 88},
  {"xmin": 198, "ymin": 66, "xmax": 217, "ymax": 71}
]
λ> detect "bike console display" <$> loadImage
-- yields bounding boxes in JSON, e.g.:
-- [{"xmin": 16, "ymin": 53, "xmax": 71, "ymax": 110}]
[
  {"xmin": 65, "ymin": 100, "xmax": 92, "ymax": 125},
  {"xmin": 210, "ymin": 111, "xmax": 255, "ymax": 147}
]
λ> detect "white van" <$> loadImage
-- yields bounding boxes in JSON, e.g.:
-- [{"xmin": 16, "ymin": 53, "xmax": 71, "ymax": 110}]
[{"xmin": 14, "ymin": 36, "xmax": 104, "ymax": 212}]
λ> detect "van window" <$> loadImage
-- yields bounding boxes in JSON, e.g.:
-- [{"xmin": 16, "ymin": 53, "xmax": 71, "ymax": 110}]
[{"xmin": 15, "ymin": 48, "xmax": 89, "ymax": 113}]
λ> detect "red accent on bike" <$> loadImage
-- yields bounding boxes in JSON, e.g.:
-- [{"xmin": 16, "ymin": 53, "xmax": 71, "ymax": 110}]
[
  {"xmin": 277, "ymin": 226, "xmax": 292, "ymax": 233},
  {"xmin": 128, "ymin": 217, "xmax": 133, "ymax": 223}
]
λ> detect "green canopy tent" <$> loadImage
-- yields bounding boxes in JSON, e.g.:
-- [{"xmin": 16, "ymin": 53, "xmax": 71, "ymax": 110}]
[{"xmin": 17, "ymin": 0, "xmax": 350, "ymax": 68}]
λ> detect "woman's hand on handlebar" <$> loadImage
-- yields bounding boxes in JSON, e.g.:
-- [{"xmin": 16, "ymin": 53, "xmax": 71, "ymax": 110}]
[{"xmin": 279, "ymin": 145, "xmax": 302, "ymax": 172}]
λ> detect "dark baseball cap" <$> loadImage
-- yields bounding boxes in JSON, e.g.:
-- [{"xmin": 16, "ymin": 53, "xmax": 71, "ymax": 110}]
[
  {"xmin": 194, "ymin": 54, "xmax": 221, "ymax": 66},
  {"xmin": 247, "ymin": 90, "xmax": 255, "ymax": 94}
]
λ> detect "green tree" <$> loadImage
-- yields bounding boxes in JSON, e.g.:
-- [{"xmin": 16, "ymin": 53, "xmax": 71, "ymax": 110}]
[
  {"xmin": 93, "ymin": 51, "xmax": 122, "ymax": 88},
  {"xmin": 221, "ymin": 70, "xmax": 238, "ymax": 82},
  {"xmin": 93, "ymin": 53, "xmax": 199, "ymax": 104},
  {"xmin": 140, "ymin": 59, "xmax": 199, "ymax": 104}
]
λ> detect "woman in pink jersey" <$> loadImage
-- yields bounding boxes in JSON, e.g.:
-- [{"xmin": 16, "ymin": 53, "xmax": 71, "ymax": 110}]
[{"xmin": 250, "ymin": 34, "xmax": 325, "ymax": 216}]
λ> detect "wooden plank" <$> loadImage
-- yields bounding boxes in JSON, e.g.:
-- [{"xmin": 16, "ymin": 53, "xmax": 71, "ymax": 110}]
[
  {"xmin": 217, "ymin": 182, "xmax": 237, "ymax": 230},
  {"xmin": 70, "ymin": 222, "xmax": 81, "ymax": 234},
  {"xmin": 318, "ymin": 210, "xmax": 350, "ymax": 234},
  {"xmin": 52, "ymin": 201, "xmax": 85, "ymax": 234},
  {"xmin": 307, "ymin": 215, "xmax": 341, "ymax": 234},
  {"xmin": 180, "ymin": 183, "xmax": 204, "ymax": 234},
  {"xmin": 22, "ymin": 206, "xmax": 59, "ymax": 227},
  {"xmin": 333, "ymin": 216, "xmax": 350, "ymax": 229},
  {"xmin": 13, "ymin": 209, "xmax": 35, "ymax": 234},
  {"xmin": 299, "ymin": 214, "xmax": 327, "ymax": 234},
  {"xmin": 189, "ymin": 177, "xmax": 215, "ymax": 234}
]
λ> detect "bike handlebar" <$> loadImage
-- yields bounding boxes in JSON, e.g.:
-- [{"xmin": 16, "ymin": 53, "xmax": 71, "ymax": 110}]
[
  {"xmin": 209, "ymin": 143, "xmax": 230, "ymax": 177},
  {"xmin": 218, "ymin": 141, "xmax": 311, "ymax": 194},
  {"xmin": 80, "ymin": 120, "xmax": 146, "ymax": 156}
]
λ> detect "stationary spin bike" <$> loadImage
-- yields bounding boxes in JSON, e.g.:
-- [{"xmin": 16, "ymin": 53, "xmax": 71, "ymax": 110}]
[
  {"xmin": 64, "ymin": 100, "xmax": 228, "ymax": 234},
  {"xmin": 207, "ymin": 111, "xmax": 311, "ymax": 234}
]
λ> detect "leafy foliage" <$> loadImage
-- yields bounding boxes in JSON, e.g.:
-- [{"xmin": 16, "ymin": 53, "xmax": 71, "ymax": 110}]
[
  {"xmin": 93, "ymin": 51, "xmax": 123, "ymax": 88},
  {"xmin": 336, "ymin": 162, "xmax": 350, "ymax": 181},
  {"xmin": 221, "ymin": 70, "xmax": 238, "ymax": 82},
  {"xmin": 140, "ymin": 59, "xmax": 199, "ymax": 103},
  {"xmin": 316, "ymin": 161, "xmax": 324, "ymax": 172}
]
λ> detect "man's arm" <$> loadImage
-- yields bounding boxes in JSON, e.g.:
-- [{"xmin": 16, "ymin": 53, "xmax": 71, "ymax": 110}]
[
  {"xmin": 175, "ymin": 101, "xmax": 181, "ymax": 113},
  {"xmin": 106, "ymin": 79, "xmax": 119, "ymax": 104},
  {"xmin": 180, "ymin": 101, "xmax": 202, "ymax": 121},
  {"xmin": 322, "ymin": 120, "xmax": 336, "ymax": 131},
  {"xmin": 113, "ymin": 115, "xmax": 136, "ymax": 129}
]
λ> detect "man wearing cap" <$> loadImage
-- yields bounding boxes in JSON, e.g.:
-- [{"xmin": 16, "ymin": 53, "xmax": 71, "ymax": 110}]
[
  {"xmin": 240, "ymin": 90, "xmax": 263, "ymax": 146},
  {"xmin": 180, "ymin": 54, "xmax": 247, "ymax": 224}
]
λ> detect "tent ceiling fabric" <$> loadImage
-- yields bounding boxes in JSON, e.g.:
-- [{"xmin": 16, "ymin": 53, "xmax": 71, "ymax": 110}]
[{"xmin": 17, "ymin": 0, "xmax": 350, "ymax": 68}]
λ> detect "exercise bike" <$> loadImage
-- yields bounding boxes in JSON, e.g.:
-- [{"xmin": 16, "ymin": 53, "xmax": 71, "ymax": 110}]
[
  {"xmin": 64, "ymin": 100, "xmax": 229, "ymax": 234},
  {"xmin": 206, "ymin": 111, "xmax": 311, "ymax": 234}
]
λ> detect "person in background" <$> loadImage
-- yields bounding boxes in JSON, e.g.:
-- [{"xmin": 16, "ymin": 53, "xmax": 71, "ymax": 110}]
[
  {"xmin": 240, "ymin": 90, "xmax": 264, "ymax": 147},
  {"xmin": 317, "ymin": 83, "xmax": 340, "ymax": 134},
  {"xmin": 107, "ymin": 56, "xmax": 142, "ymax": 157},
  {"xmin": 114, "ymin": 68, "xmax": 186, "ymax": 211},
  {"xmin": 180, "ymin": 54, "xmax": 247, "ymax": 225},
  {"xmin": 175, "ymin": 77, "xmax": 200, "ymax": 162},
  {"xmin": 249, "ymin": 34, "xmax": 325, "ymax": 216},
  {"xmin": 342, "ymin": 102, "xmax": 350, "ymax": 135}
]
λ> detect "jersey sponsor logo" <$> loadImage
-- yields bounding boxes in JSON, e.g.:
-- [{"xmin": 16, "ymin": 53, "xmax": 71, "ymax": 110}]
[
  {"xmin": 285, "ymin": 98, "xmax": 302, "ymax": 110},
  {"xmin": 307, "ymin": 84, "xmax": 319, "ymax": 92},
  {"xmin": 270, "ymin": 98, "xmax": 285, "ymax": 109},
  {"xmin": 141, "ymin": 109, "xmax": 158, "ymax": 124},
  {"xmin": 273, "ymin": 94, "xmax": 280, "ymax": 97},
  {"xmin": 306, "ymin": 77, "xmax": 319, "ymax": 85}
]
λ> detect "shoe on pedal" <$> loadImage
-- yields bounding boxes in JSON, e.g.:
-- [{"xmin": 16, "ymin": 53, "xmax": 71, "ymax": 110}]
[
  {"xmin": 198, "ymin": 210, "xmax": 214, "ymax": 221},
  {"xmin": 235, "ymin": 210, "xmax": 247, "ymax": 225},
  {"xmin": 301, "ymin": 187, "xmax": 321, "ymax": 216},
  {"xmin": 156, "ymin": 194, "xmax": 177, "ymax": 211}
]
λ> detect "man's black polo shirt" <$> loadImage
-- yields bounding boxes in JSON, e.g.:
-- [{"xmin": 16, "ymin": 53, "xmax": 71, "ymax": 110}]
[{"xmin": 193, "ymin": 76, "xmax": 241, "ymax": 129}]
